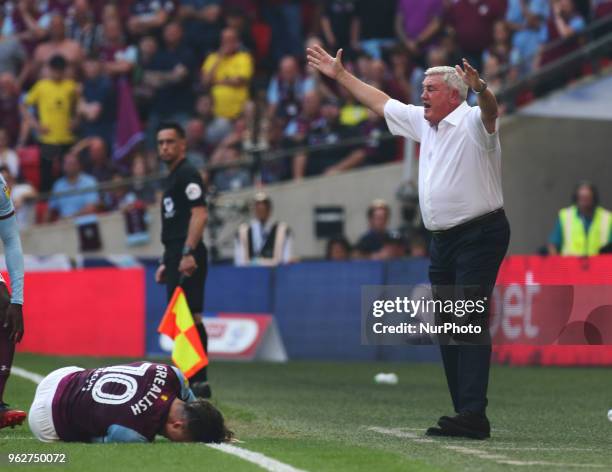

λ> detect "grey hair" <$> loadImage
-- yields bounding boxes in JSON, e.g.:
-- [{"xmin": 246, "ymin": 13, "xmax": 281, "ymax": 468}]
[{"xmin": 424, "ymin": 66, "xmax": 468, "ymax": 101}]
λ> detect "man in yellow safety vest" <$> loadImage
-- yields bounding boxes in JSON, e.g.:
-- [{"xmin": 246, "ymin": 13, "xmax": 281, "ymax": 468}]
[{"xmin": 548, "ymin": 182, "xmax": 611, "ymax": 256}]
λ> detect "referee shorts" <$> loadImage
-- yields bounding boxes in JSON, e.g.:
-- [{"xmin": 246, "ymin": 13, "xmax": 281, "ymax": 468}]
[{"xmin": 163, "ymin": 241, "xmax": 208, "ymax": 314}]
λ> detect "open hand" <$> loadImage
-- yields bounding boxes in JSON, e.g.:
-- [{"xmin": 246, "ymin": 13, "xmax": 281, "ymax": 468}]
[
  {"xmin": 3, "ymin": 304, "xmax": 24, "ymax": 343},
  {"xmin": 455, "ymin": 58, "xmax": 484, "ymax": 92},
  {"xmin": 306, "ymin": 45, "xmax": 345, "ymax": 80}
]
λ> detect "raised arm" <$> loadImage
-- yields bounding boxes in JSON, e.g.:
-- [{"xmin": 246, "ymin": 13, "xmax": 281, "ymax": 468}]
[
  {"xmin": 455, "ymin": 58, "xmax": 498, "ymax": 134},
  {"xmin": 306, "ymin": 46, "xmax": 390, "ymax": 116}
]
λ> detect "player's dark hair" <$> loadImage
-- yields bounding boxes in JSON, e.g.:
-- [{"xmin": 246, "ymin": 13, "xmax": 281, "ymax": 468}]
[
  {"xmin": 184, "ymin": 398, "xmax": 233, "ymax": 443},
  {"xmin": 49, "ymin": 54, "xmax": 67, "ymax": 71},
  {"xmin": 157, "ymin": 122, "xmax": 186, "ymax": 139}
]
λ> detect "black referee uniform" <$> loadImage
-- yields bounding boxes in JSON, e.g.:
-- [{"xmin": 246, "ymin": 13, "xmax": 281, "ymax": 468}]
[{"xmin": 161, "ymin": 158, "xmax": 209, "ymax": 381}]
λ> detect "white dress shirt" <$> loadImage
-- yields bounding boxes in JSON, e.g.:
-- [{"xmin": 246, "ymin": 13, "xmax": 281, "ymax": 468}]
[{"xmin": 384, "ymin": 99, "xmax": 503, "ymax": 231}]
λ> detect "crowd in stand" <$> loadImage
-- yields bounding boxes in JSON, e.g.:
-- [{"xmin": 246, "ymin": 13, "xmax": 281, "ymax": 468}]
[{"xmin": 0, "ymin": 0, "xmax": 607, "ymax": 228}]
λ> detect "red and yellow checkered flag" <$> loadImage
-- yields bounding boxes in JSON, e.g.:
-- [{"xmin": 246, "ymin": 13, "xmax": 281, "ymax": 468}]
[{"xmin": 158, "ymin": 287, "xmax": 208, "ymax": 378}]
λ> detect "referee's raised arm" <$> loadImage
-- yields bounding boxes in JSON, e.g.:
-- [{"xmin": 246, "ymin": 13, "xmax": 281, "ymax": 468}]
[{"xmin": 306, "ymin": 46, "xmax": 390, "ymax": 117}]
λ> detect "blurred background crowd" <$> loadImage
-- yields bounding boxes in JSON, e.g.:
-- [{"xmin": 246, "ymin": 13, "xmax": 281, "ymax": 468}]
[{"xmin": 0, "ymin": 0, "xmax": 609, "ymax": 259}]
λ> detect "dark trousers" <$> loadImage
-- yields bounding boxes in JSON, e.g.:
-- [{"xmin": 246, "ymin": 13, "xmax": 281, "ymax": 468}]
[
  {"xmin": 163, "ymin": 240, "xmax": 209, "ymax": 382},
  {"xmin": 429, "ymin": 210, "xmax": 510, "ymax": 415},
  {"xmin": 39, "ymin": 143, "xmax": 71, "ymax": 194}
]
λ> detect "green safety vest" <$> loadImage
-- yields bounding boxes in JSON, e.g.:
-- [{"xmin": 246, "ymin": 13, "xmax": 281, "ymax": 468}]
[{"xmin": 559, "ymin": 205, "xmax": 611, "ymax": 256}]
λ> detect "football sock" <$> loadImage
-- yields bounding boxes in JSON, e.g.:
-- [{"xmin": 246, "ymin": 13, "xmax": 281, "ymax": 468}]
[{"xmin": 0, "ymin": 325, "xmax": 15, "ymax": 403}]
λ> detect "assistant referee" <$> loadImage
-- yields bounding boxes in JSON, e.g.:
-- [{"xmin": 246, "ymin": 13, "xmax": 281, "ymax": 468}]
[{"xmin": 154, "ymin": 122, "xmax": 211, "ymax": 399}]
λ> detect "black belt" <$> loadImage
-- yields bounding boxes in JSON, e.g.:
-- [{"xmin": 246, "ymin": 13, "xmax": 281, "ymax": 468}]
[
  {"xmin": 431, "ymin": 208, "xmax": 505, "ymax": 236},
  {"xmin": 0, "ymin": 210, "xmax": 14, "ymax": 220}
]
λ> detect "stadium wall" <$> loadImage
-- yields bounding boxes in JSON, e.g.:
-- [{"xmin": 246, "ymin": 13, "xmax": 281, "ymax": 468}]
[{"xmin": 16, "ymin": 256, "xmax": 612, "ymax": 365}]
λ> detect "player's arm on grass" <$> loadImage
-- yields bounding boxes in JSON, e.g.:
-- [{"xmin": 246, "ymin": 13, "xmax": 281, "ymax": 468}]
[
  {"xmin": 0, "ymin": 195, "xmax": 24, "ymax": 342},
  {"xmin": 306, "ymin": 45, "xmax": 390, "ymax": 117},
  {"xmin": 91, "ymin": 425, "xmax": 148, "ymax": 443}
]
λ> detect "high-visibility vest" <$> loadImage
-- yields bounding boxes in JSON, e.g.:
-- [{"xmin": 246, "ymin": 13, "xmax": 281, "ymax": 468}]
[{"xmin": 559, "ymin": 205, "xmax": 611, "ymax": 256}]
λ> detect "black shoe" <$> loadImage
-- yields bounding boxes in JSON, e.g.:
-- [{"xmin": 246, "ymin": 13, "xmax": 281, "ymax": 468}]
[
  {"xmin": 191, "ymin": 381, "xmax": 212, "ymax": 399},
  {"xmin": 425, "ymin": 426, "xmax": 457, "ymax": 437},
  {"xmin": 438, "ymin": 411, "xmax": 490, "ymax": 440}
]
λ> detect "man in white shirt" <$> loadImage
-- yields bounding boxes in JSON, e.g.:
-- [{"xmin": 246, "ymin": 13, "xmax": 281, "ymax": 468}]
[
  {"xmin": 234, "ymin": 193, "xmax": 293, "ymax": 266},
  {"xmin": 307, "ymin": 46, "xmax": 510, "ymax": 439}
]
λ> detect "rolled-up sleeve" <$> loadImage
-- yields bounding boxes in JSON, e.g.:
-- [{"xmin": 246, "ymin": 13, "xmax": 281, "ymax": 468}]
[{"xmin": 383, "ymin": 99, "xmax": 424, "ymax": 142}]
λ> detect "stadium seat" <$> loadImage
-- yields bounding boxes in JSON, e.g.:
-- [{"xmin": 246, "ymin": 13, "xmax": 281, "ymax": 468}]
[
  {"xmin": 17, "ymin": 146, "xmax": 41, "ymax": 190},
  {"xmin": 251, "ymin": 22, "xmax": 272, "ymax": 63}
]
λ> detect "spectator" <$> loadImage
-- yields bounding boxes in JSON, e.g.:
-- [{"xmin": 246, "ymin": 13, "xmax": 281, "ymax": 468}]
[
  {"xmin": 377, "ymin": 230, "xmax": 408, "ymax": 260},
  {"xmin": 0, "ymin": 27, "xmax": 27, "ymax": 84},
  {"xmin": 194, "ymin": 94, "xmax": 232, "ymax": 145},
  {"xmin": 185, "ymin": 118, "xmax": 209, "ymax": 169},
  {"xmin": 66, "ymin": 0, "xmax": 104, "ymax": 55},
  {"xmin": 354, "ymin": 0, "xmax": 398, "ymax": 59},
  {"xmin": 409, "ymin": 234, "xmax": 429, "ymax": 257},
  {"xmin": 129, "ymin": 153, "xmax": 157, "ymax": 204},
  {"xmin": 410, "ymin": 45, "xmax": 450, "ymax": 106},
  {"xmin": 593, "ymin": 0, "xmax": 612, "ymax": 19},
  {"xmin": 354, "ymin": 199, "xmax": 393, "ymax": 259},
  {"xmin": 22, "ymin": 55, "xmax": 79, "ymax": 193},
  {"xmin": 444, "ymin": 0, "xmax": 506, "ymax": 71},
  {"xmin": 548, "ymin": 182, "xmax": 611, "ymax": 256},
  {"xmin": 326, "ymin": 235, "xmax": 352, "ymax": 260},
  {"xmin": 385, "ymin": 46, "xmax": 414, "ymax": 104},
  {"xmin": 0, "ymin": 74, "xmax": 22, "ymax": 147},
  {"xmin": 338, "ymin": 85, "xmax": 368, "ymax": 127},
  {"xmin": 0, "ymin": 128, "xmax": 19, "ymax": 178},
  {"xmin": 321, "ymin": 0, "xmax": 359, "ymax": 54},
  {"xmin": 360, "ymin": 109, "xmax": 397, "ymax": 167},
  {"xmin": 144, "ymin": 21, "xmax": 196, "ymax": 147},
  {"xmin": 98, "ymin": 19, "xmax": 138, "ymax": 77},
  {"xmin": 77, "ymin": 55, "xmax": 116, "ymax": 146},
  {"xmin": 128, "ymin": 0, "xmax": 176, "ymax": 38},
  {"xmin": 225, "ymin": 7, "xmax": 256, "ymax": 55},
  {"xmin": 201, "ymin": 27, "xmax": 254, "ymax": 119},
  {"xmin": 292, "ymin": 97, "xmax": 366, "ymax": 178},
  {"xmin": 506, "ymin": 0, "xmax": 549, "ymax": 73},
  {"xmin": 211, "ymin": 143, "xmax": 251, "ymax": 192},
  {"xmin": 259, "ymin": 117, "xmax": 291, "ymax": 183},
  {"xmin": 266, "ymin": 55, "xmax": 316, "ymax": 121},
  {"xmin": 33, "ymin": 13, "xmax": 84, "ymax": 79},
  {"xmin": 539, "ymin": 0, "xmax": 586, "ymax": 66},
  {"xmin": 234, "ymin": 192, "xmax": 293, "ymax": 266},
  {"xmin": 178, "ymin": 0, "xmax": 223, "ymax": 61},
  {"xmin": 395, "ymin": 0, "xmax": 444, "ymax": 57},
  {"xmin": 0, "ymin": 165, "xmax": 37, "ymax": 229},
  {"xmin": 46, "ymin": 152, "xmax": 99, "ymax": 221},
  {"xmin": 261, "ymin": 0, "xmax": 303, "ymax": 64},
  {"xmin": 1, "ymin": 0, "xmax": 50, "ymax": 55},
  {"xmin": 83, "ymin": 137, "xmax": 114, "ymax": 184},
  {"xmin": 284, "ymin": 89, "xmax": 322, "ymax": 145},
  {"xmin": 483, "ymin": 20, "xmax": 521, "ymax": 74}
]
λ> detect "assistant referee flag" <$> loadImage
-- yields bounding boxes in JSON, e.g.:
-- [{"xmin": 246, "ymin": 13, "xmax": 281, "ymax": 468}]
[{"xmin": 158, "ymin": 287, "xmax": 209, "ymax": 378}]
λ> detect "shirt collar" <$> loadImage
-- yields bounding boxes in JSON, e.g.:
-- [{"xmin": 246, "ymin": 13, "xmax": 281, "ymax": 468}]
[{"xmin": 441, "ymin": 101, "xmax": 470, "ymax": 127}]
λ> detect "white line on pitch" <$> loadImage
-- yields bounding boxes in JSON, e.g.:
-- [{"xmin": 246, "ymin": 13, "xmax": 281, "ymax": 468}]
[
  {"xmin": 367, "ymin": 426, "xmax": 605, "ymax": 468},
  {"xmin": 13, "ymin": 365, "xmax": 308, "ymax": 472}
]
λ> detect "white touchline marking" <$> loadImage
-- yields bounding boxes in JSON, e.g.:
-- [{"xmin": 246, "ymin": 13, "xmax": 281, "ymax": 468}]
[
  {"xmin": 13, "ymin": 366, "xmax": 309, "ymax": 472},
  {"xmin": 367, "ymin": 426, "xmax": 435, "ymax": 444},
  {"xmin": 367, "ymin": 426, "xmax": 606, "ymax": 468},
  {"xmin": 208, "ymin": 443, "xmax": 308, "ymax": 472},
  {"xmin": 496, "ymin": 460, "xmax": 605, "ymax": 468},
  {"xmin": 11, "ymin": 366, "xmax": 45, "ymax": 384}
]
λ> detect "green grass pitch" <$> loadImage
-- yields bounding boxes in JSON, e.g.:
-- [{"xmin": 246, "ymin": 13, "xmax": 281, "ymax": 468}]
[{"xmin": 1, "ymin": 353, "xmax": 611, "ymax": 471}]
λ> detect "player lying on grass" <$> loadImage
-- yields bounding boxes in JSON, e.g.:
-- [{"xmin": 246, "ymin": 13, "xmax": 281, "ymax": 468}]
[{"xmin": 28, "ymin": 361, "xmax": 232, "ymax": 443}]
